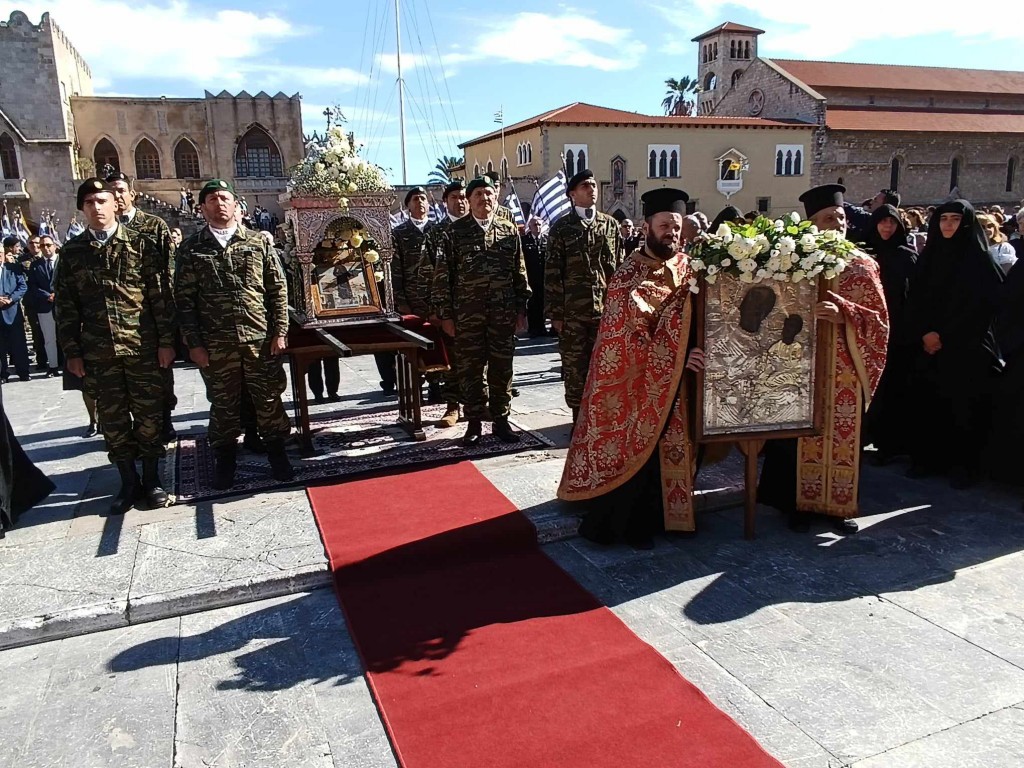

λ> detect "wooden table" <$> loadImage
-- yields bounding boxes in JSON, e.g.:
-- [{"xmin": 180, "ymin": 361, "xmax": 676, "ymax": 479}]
[{"xmin": 286, "ymin": 314, "xmax": 434, "ymax": 455}]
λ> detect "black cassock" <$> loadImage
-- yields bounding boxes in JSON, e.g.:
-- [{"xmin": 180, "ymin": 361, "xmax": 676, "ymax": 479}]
[
  {"xmin": 988, "ymin": 259, "xmax": 1024, "ymax": 484},
  {"xmin": 0, "ymin": 384, "xmax": 55, "ymax": 534}
]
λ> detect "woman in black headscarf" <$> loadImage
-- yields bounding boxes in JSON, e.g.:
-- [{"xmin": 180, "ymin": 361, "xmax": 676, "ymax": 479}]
[
  {"xmin": 987, "ymin": 259, "xmax": 1024, "ymax": 486},
  {"xmin": 0, "ymin": 384, "xmax": 55, "ymax": 537},
  {"xmin": 904, "ymin": 200, "xmax": 1003, "ymax": 488},
  {"xmin": 709, "ymin": 205, "xmax": 744, "ymax": 233},
  {"xmin": 863, "ymin": 205, "xmax": 917, "ymax": 462}
]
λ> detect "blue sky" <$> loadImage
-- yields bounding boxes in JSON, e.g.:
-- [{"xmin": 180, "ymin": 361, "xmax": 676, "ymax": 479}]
[{"xmin": 8, "ymin": 0, "xmax": 1022, "ymax": 184}]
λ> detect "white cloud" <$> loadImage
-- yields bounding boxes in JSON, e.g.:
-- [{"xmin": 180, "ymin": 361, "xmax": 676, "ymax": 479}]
[{"xmin": 650, "ymin": 0, "xmax": 1021, "ymax": 60}]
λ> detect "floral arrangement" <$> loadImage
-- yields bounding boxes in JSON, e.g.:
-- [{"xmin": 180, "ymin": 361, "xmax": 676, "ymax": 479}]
[
  {"xmin": 288, "ymin": 126, "xmax": 391, "ymax": 208},
  {"xmin": 687, "ymin": 212, "xmax": 857, "ymax": 293}
]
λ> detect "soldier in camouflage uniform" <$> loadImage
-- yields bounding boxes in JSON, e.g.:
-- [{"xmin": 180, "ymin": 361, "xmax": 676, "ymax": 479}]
[
  {"xmin": 544, "ymin": 169, "xmax": 623, "ymax": 426},
  {"xmin": 432, "ymin": 176, "xmax": 530, "ymax": 446},
  {"xmin": 55, "ymin": 179, "xmax": 176, "ymax": 513},
  {"xmin": 484, "ymin": 170, "xmax": 516, "ymax": 224},
  {"xmin": 107, "ymin": 172, "xmax": 179, "ymax": 441},
  {"xmin": 174, "ymin": 179, "xmax": 293, "ymax": 490},
  {"xmin": 424, "ymin": 179, "xmax": 469, "ymax": 427}
]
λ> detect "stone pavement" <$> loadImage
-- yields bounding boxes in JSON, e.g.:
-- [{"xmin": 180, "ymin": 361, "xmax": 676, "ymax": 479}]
[{"xmin": 1, "ymin": 336, "xmax": 1023, "ymax": 766}]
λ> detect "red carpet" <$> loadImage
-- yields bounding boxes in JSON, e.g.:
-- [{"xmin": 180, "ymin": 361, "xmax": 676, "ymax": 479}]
[{"xmin": 309, "ymin": 462, "xmax": 783, "ymax": 768}]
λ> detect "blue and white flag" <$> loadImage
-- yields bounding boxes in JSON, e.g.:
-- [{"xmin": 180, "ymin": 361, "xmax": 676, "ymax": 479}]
[
  {"xmin": 504, "ymin": 190, "xmax": 526, "ymax": 228},
  {"xmin": 1, "ymin": 202, "xmax": 11, "ymax": 238},
  {"xmin": 427, "ymin": 201, "xmax": 446, "ymax": 225},
  {"xmin": 389, "ymin": 210, "xmax": 408, "ymax": 228},
  {"xmin": 531, "ymin": 171, "xmax": 570, "ymax": 226},
  {"xmin": 67, "ymin": 218, "xmax": 85, "ymax": 239},
  {"xmin": 13, "ymin": 208, "xmax": 29, "ymax": 244}
]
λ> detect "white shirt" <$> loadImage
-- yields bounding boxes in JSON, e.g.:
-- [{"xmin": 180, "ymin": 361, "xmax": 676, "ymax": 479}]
[
  {"xmin": 448, "ymin": 212, "xmax": 464, "ymax": 223},
  {"xmin": 209, "ymin": 225, "xmax": 238, "ymax": 248},
  {"xmin": 474, "ymin": 216, "xmax": 493, "ymax": 230},
  {"xmin": 575, "ymin": 206, "xmax": 596, "ymax": 224},
  {"xmin": 989, "ymin": 242, "xmax": 1018, "ymax": 276},
  {"xmin": 120, "ymin": 208, "xmax": 138, "ymax": 224},
  {"xmin": 89, "ymin": 225, "xmax": 118, "ymax": 242},
  {"xmin": 410, "ymin": 217, "xmax": 429, "ymax": 231}
]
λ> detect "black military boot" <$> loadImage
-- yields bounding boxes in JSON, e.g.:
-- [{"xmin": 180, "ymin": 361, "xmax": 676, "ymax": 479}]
[
  {"xmin": 265, "ymin": 440, "xmax": 295, "ymax": 482},
  {"xmin": 462, "ymin": 419, "xmax": 483, "ymax": 447},
  {"xmin": 242, "ymin": 428, "xmax": 266, "ymax": 454},
  {"xmin": 110, "ymin": 460, "xmax": 140, "ymax": 515},
  {"xmin": 141, "ymin": 457, "xmax": 169, "ymax": 508},
  {"xmin": 492, "ymin": 418, "xmax": 520, "ymax": 444},
  {"xmin": 426, "ymin": 381, "xmax": 443, "ymax": 404},
  {"xmin": 212, "ymin": 443, "xmax": 237, "ymax": 491},
  {"xmin": 161, "ymin": 408, "xmax": 176, "ymax": 442}
]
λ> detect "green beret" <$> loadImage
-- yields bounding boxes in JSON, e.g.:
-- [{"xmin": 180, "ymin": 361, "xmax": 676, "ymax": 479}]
[
  {"xmin": 404, "ymin": 186, "xmax": 427, "ymax": 208},
  {"xmin": 77, "ymin": 177, "xmax": 112, "ymax": 210},
  {"xmin": 443, "ymin": 179, "xmax": 466, "ymax": 199},
  {"xmin": 199, "ymin": 178, "xmax": 236, "ymax": 203},
  {"xmin": 466, "ymin": 176, "xmax": 495, "ymax": 197}
]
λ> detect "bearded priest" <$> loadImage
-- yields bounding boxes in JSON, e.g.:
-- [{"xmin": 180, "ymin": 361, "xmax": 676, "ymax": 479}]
[
  {"xmin": 757, "ymin": 184, "xmax": 890, "ymax": 534},
  {"xmin": 557, "ymin": 188, "xmax": 706, "ymax": 549}
]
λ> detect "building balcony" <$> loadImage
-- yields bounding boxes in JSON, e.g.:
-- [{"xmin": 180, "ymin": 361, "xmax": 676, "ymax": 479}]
[
  {"xmin": 717, "ymin": 178, "xmax": 743, "ymax": 198},
  {"xmin": 0, "ymin": 178, "xmax": 29, "ymax": 198},
  {"xmin": 233, "ymin": 177, "xmax": 290, "ymax": 194}
]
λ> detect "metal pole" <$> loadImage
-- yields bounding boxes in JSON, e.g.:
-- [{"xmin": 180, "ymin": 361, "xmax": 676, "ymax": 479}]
[
  {"xmin": 499, "ymin": 104, "xmax": 505, "ymax": 180},
  {"xmin": 395, "ymin": 0, "xmax": 408, "ymax": 185}
]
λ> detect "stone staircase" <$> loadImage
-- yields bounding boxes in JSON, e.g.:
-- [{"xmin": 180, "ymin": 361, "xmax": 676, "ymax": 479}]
[{"xmin": 134, "ymin": 193, "xmax": 204, "ymax": 238}]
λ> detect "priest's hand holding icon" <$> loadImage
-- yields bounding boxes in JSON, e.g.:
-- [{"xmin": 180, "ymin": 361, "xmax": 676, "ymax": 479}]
[
  {"xmin": 814, "ymin": 296, "xmax": 845, "ymax": 325},
  {"xmin": 686, "ymin": 347, "xmax": 706, "ymax": 372}
]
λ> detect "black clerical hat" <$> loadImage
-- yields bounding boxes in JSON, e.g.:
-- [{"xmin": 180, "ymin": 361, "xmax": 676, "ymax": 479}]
[
  {"xmin": 404, "ymin": 186, "xmax": 427, "ymax": 208},
  {"xmin": 640, "ymin": 188, "xmax": 689, "ymax": 218},
  {"xmin": 77, "ymin": 178, "xmax": 112, "ymax": 209},
  {"xmin": 799, "ymin": 184, "xmax": 846, "ymax": 218},
  {"xmin": 566, "ymin": 169, "xmax": 594, "ymax": 195}
]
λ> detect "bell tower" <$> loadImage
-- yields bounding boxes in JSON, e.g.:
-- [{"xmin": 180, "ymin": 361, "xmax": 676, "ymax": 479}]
[{"xmin": 692, "ymin": 22, "xmax": 764, "ymax": 115}]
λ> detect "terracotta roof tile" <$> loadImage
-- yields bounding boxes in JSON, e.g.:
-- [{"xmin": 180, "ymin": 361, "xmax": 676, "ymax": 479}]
[
  {"xmin": 826, "ymin": 109, "xmax": 1024, "ymax": 133},
  {"xmin": 460, "ymin": 103, "xmax": 808, "ymax": 148},
  {"xmin": 772, "ymin": 59, "xmax": 1024, "ymax": 96},
  {"xmin": 691, "ymin": 22, "xmax": 765, "ymax": 42}
]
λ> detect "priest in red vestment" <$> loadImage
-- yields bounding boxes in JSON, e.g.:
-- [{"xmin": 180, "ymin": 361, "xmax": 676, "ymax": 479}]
[
  {"xmin": 758, "ymin": 184, "xmax": 890, "ymax": 534},
  {"xmin": 558, "ymin": 188, "xmax": 705, "ymax": 549}
]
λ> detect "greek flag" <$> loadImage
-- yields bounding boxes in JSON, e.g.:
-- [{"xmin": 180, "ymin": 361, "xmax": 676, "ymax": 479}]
[
  {"xmin": 0, "ymin": 202, "xmax": 10, "ymax": 238},
  {"xmin": 427, "ymin": 201, "xmax": 446, "ymax": 224},
  {"xmin": 504, "ymin": 190, "xmax": 526, "ymax": 228},
  {"xmin": 390, "ymin": 211, "xmax": 408, "ymax": 228},
  {"xmin": 67, "ymin": 218, "xmax": 85, "ymax": 239},
  {"xmin": 13, "ymin": 208, "xmax": 29, "ymax": 244},
  {"xmin": 531, "ymin": 171, "xmax": 570, "ymax": 226}
]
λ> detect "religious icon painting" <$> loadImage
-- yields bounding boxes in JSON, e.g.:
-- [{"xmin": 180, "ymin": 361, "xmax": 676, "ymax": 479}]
[
  {"xmin": 695, "ymin": 274, "xmax": 831, "ymax": 443},
  {"xmin": 308, "ymin": 215, "xmax": 384, "ymax": 320}
]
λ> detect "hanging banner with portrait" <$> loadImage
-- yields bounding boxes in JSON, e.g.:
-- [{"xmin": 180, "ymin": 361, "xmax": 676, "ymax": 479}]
[{"xmin": 695, "ymin": 274, "xmax": 831, "ymax": 443}]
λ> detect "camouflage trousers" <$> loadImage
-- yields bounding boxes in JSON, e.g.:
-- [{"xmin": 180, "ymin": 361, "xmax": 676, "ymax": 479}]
[
  {"xmin": 201, "ymin": 341, "xmax": 290, "ymax": 448},
  {"xmin": 161, "ymin": 366, "xmax": 177, "ymax": 411},
  {"xmin": 84, "ymin": 355, "xmax": 165, "ymax": 462},
  {"xmin": 454, "ymin": 309, "xmax": 516, "ymax": 421},
  {"xmin": 559, "ymin": 320, "xmax": 600, "ymax": 409}
]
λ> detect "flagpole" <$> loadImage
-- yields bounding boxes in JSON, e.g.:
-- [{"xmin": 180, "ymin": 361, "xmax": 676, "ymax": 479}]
[
  {"xmin": 499, "ymin": 104, "xmax": 506, "ymax": 180},
  {"xmin": 394, "ymin": 0, "xmax": 408, "ymax": 185}
]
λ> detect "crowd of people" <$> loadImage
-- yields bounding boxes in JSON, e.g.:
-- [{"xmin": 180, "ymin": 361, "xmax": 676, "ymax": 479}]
[{"xmin": 1, "ymin": 166, "xmax": 1021, "ymax": 549}]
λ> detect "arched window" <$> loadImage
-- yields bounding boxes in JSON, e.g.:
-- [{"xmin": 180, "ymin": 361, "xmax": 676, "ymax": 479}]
[
  {"xmin": 94, "ymin": 138, "xmax": 120, "ymax": 174},
  {"xmin": 649, "ymin": 150, "xmax": 657, "ymax": 178},
  {"xmin": 565, "ymin": 150, "xmax": 575, "ymax": 178},
  {"xmin": 744, "ymin": 41, "xmax": 751, "ymax": 59},
  {"xmin": 473, "ymin": 163, "xmax": 480, "ymax": 177},
  {"xmin": 713, "ymin": 42, "xmax": 718, "ymax": 59},
  {"xmin": 134, "ymin": 138, "xmax": 161, "ymax": 179},
  {"xmin": 173, "ymin": 138, "xmax": 201, "ymax": 179},
  {"xmin": 669, "ymin": 150, "xmax": 678, "ymax": 178},
  {"xmin": 658, "ymin": 150, "xmax": 668, "ymax": 178},
  {"xmin": 486, "ymin": 159, "xmax": 494, "ymax": 173},
  {"xmin": 704, "ymin": 71, "xmax": 717, "ymax": 91},
  {"xmin": 950, "ymin": 157, "xmax": 960, "ymax": 191},
  {"xmin": 721, "ymin": 160, "xmax": 733, "ymax": 181},
  {"xmin": 890, "ymin": 157, "xmax": 901, "ymax": 191},
  {"xmin": 234, "ymin": 126, "xmax": 283, "ymax": 178},
  {"xmin": 1007, "ymin": 157, "xmax": 1017, "ymax": 192},
  {"xmin": 501, "ymin": 157, "xmax": 508, "ymax": 179},
  {"xmin": 730, "ymin": 41, "xmax": 736, "ymax": 58},
  {"xmin": 784, "ymin": 150, "xmax": 793, "ymax": 176},
  {"xmin": 775, "ymin": 150, "xmax": 784, "ymax": 176},
  {"xmin": 794, "ymin": 150, "xmax": 803, "ymax": 176},
  {"xmin": 577, "ymin": 149, "xmax": 586, "ymax": 171},
  {"xmin": 732, "ymin": 70, "xmax": 742, "ymax": 87},
  {"xmin": 526, "ymin": 143, "xmax": 532, "ymax": 163},
  {"xmin": 702, "ymin": 45, "xmax": 707, "ymax": 64},
  {"xmin": 0, "ymin": 134, "xmax": 19, "ymax": 179}
]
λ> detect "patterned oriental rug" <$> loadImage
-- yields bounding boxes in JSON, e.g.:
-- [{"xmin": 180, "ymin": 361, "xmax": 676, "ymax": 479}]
[{"xmin": 171, "ymin": 404, "xmax": 551, "ymax": 504}]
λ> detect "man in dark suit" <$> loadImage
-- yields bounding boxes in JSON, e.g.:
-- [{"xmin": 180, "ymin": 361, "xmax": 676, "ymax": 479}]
[
  {"xmin": 0, "ymin": 256, "xmax": 30, "ymax": 382},
  {"xmin": 27, "ymin": 234, "xmax": 59, "ymax": 377}
]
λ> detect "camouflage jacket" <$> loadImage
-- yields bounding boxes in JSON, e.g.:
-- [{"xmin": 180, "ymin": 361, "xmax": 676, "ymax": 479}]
[
  {"xmin": 123, "ymin": 207, "xmax": 176, "ymax": 325},
  {"xmin": 431, "ymin": 214, "xmax": 531, "ymax": 321},
  {"xmin": 390, "ymin": 218, "xmax": 434, "ymax": 316},
  {"xmin": 54, "ymin": 226, "xmax": 176, "ymax": 361},
  {"xmin": 174, "ymin": 225, "xmax": 289, "ymax": 349},
  {"xmin": 544, "ymin": 210, "xmax": 623, "ymax": 322}
]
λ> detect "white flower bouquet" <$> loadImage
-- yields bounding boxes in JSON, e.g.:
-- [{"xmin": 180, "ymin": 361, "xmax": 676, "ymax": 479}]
[
  {"xmin": 687, "ymin": 212, "xmax": 856, "ymax": 293},
  {"xmin": 288, "ymin": 126, "xmax": 391, "ymax": 208}
]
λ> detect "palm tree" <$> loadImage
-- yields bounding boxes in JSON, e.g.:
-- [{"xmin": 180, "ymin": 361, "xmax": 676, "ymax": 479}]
[
  {"xmin": 427, "ymin": 155, "xmax": 464, "ymax": 185},
  {"xmin": 662, "ymin": 77, "xmax": 702, "ymax": 117}
]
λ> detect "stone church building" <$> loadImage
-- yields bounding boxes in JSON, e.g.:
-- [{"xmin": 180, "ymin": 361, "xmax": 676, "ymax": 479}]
[
  {"xmin": 0, "ymin": 11, "xmax": 304, "ymax": 228},
  {"xmin": 697, "ymin": 22, "xmax": 1024, "ymax": 206}
]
